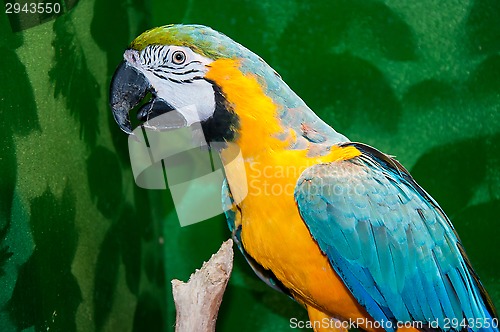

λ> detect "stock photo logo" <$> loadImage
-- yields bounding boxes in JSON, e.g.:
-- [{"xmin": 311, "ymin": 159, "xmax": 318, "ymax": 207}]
[{"xmin": 127, "ymin": 109, "xmax": 247, "ymax": 226}]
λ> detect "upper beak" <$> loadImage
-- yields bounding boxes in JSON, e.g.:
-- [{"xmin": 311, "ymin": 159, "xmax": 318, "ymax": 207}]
[{"xmin": 109, "ymin": 60, "xmax": 150, "ymax": 134}]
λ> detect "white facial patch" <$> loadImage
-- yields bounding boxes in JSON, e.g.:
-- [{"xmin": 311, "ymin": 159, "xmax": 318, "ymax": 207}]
[{"xmin": 124, "ymin": 46, "xmax": 216, "ymax": 125}]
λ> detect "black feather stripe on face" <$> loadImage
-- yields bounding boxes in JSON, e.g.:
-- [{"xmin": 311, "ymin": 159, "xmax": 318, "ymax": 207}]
[{"xmin": 201, "ymin": 80, "xmax": 240, "ymax": 145}]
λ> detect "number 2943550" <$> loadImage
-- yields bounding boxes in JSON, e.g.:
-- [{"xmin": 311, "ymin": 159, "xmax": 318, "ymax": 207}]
[{"xmin": 5, "ymin": 2, "xmax": 61, "ymax": 14}]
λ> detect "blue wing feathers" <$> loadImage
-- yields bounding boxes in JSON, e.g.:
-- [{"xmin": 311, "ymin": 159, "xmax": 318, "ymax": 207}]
[
  {"xmin": 294, "ymin": 142, "xmax": 498, "ymax": 332},
  {"xmin": 443, "ymin": 273, "xmax": 466, "ymax": 321},
  {"xmin": 356, "ymin": 219, "xmax": 377, "ymax": 268},
  {"xmin": 325, "ymin": 243, "xmax": 395, "ymax": 328},
  {"xmin": 390, "ymin": 241, "xmax": 407, "ymax": 292},
  {"xmin": 449, "ymin": 267, "xmax": 475, "ymax": 318},
  {"xmin": 431, "ymin": 265, "xmax": 456, "ymax": 321}
]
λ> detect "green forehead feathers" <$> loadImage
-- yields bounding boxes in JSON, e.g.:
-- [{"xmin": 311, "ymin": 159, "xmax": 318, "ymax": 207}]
[{"xmin": 129, "ymin": 24, "xmax": 231, "ymax": 59}]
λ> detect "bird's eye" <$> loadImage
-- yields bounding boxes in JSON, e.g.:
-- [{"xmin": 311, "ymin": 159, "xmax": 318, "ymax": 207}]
[{"xmin": 172, "ymin": 51, "xmax": 186, "ymax": 64}]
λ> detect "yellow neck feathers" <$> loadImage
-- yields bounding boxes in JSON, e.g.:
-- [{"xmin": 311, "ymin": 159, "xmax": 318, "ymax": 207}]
[
  {"xmin": 205, "ymin": 59, "xmax": 290, "ymax": 157},
  {"xmin": 205, "ymin": 58, "xmax": 361, "ymax": 165}
]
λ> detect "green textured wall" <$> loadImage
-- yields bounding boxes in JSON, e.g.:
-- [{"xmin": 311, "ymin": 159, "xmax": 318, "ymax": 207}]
[{"xmin": 0, "ymin": 0, "xmax": 498, "ymax": 331}]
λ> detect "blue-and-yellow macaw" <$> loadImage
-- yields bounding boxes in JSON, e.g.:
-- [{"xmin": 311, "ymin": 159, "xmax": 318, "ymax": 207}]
[{"xmin": 109, "ymin": 25, "xmax": 498, "ymax": 332}]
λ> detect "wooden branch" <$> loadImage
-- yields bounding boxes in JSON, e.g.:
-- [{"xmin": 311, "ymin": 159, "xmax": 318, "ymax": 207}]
[{"xmin": 171, "ymin": 239, "xmax": 234, "ymax": 332}]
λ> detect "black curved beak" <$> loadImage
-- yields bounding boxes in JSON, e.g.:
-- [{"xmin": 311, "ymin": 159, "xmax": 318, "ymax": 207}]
[
  {"xmin": 110, "ymin": 60, "xmax": 181, "ymax": 134},
  {"xmin": 109, "ymin": 61, "xmax": 150, "ymax": 134}
]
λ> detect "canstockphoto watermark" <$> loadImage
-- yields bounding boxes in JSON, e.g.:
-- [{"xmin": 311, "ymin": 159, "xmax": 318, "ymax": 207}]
[
  {"xmin": 290, "ymin": 317, "xmax": 424, "ymax": 330},
  {"xmin": 127, "ymin": 107, "xmax": 247, "ymax": 227},
  {"xmin": 127, "ymin": 106, "xmax": 368, "ymax": 226},
  {"xmin": 247, "ymin": 161, "xmax": 369, "ymax": 197},
  {"xmin": 290, "ymin": 317, "xmax": 499, "ymax": 330}
]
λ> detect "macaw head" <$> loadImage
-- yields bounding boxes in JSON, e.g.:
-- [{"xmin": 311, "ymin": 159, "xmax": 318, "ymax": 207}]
[
  {"xmin": 110, "ymin": 25, "xmax": 265, "ymax": 141},
  {"xmin": 110, "ymin": 24, "xmax": 347, "ymax": 152}
]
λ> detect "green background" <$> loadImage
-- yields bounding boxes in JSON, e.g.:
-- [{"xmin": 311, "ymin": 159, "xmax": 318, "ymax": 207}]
[{"xmin": 0, "ymin": 0, "xmax": 499, "ymax": 331}]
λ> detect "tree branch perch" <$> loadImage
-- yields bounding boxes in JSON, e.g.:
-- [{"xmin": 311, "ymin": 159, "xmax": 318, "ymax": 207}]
[{"xmin": 172, "ymin": 239, "xmax": 234, "ymax": 332}]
